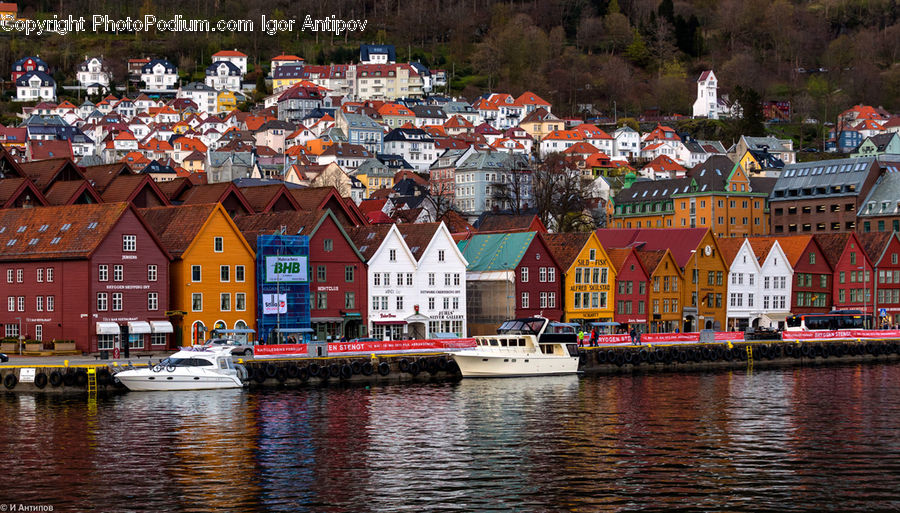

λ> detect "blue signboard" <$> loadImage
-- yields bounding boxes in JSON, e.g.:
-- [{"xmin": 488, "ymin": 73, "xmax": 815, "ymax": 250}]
[{"xmin": 255, "ymin": 234, "xmax": 311, "ymax": 344}]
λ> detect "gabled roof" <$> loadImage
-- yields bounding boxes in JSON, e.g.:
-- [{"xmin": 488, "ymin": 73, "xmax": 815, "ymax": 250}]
[
  {"xmin": 100, "ymin": 174, "xmax": 170, "ymax": 206},
  {"xmin": 0, "ymin": 177, "xmax": 48, "ymax": 208},
  {"xmin": 715, "ymin": 237, "xmax": 752, "ymax": 268},
  {"xmin": 542, "ymin": 232, "xmax": 591, "ymax": 270},
  {"xmin": 459, "ymin": 232, "xmax": 537, "ymax": 271},
  {"xmin": 475, "ymin": 212, "xmax": 547, "ymax": 234},
  {"xmin": 19, "ymin": 158, "xmax": 85, "ymax": 191},
  {"xmin": 605, "ymin": 247, "xmax": 643, "ymax": 275},
  {"xmin": 349, "ymin": 224, "xmax": 394, "ymax": 260},
  {"xmin": 82, "ymin": 163, "xmax": 134, "ymax": 193},
  {"xmin": 813, "ymin": 233, "xmax": 856, "ymax": 268},
  {"xmin": 138, "ymin": 203, "xmax": 251, "ymax": 258},
  {"xmin": 236, "ymin": 183, "xmax": 301, "ymax": 213},
  {"xmin": 770, "ymin": 235, "xmax": 818, "ymax": 268},
  {"xmin": 42, "ymin": 179, "xmax": 103, "ymax": 206},
  {"xmin": 857, "ymin": 232, "xmax": 894, "ymax": 266},
  {"xmin": 397, "ymin": 222, "xmax": 441, "ymax": 261},
  {"xmin": 635, "ymin": 249, "xmax": 671, "ymax": 277},
  {"xmin": 178, "ymin": 182, "xmax": 254, "ymax": 213},
  {"xmin": 594, "ymin": 228, "xmax": 711, "ymax": 268},
  {"xmin": 0, "ymin": 203, "xmax": 143, "ymax": 261}
]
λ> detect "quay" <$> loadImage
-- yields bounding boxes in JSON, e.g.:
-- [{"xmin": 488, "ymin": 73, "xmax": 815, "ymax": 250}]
[{"xmin": 2, "ymin": 338, "xmax": 900, "ymax": 393}]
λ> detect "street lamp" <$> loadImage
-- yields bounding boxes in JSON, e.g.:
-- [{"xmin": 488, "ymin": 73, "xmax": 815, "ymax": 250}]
[
  {"xmin": 690, "ymin": 249, "xmax": 698, "ymax": 333},
  {"xmin": 859, "ymin": 265, "xmax": 870, "ymax": 328},
  {"xmin": 15, "ymin": 316, "xmax": 21, "ymax": 355}
]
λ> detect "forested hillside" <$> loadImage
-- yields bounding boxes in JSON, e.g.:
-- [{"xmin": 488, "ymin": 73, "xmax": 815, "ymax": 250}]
[{"xmin": 3, "ymin": 0, "xmax": 899, "ymax": 119}]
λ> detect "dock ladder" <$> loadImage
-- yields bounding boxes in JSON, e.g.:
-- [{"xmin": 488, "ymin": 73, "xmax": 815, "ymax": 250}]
[
  {"xmin": 746, "ymin": 345, "xmax": 754, "ymax": 368},
  {"xmin": 87, "ymin": 368, "xmax": 97, "ymax": 394}
]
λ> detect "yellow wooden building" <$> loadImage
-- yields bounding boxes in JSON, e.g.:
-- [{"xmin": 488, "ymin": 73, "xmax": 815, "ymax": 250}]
[
  {"xmin": 138, "ymin": 203, "xmax": 256, "ymax": 346},
  {"xmin": 637, "ymin": 249, "xmax": 684, "ymax": 333},
  {"xmin": 543, "ymin": 232, "xmax": 616, "ymax": 326}
]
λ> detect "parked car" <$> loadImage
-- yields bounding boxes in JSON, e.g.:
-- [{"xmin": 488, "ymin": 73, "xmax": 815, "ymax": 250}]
[
  {"xmin": 0, "ymin": 353, "xmax": 7, "ymax": 363},
  {"xmin": 202, "ymin": 338, "xmax": 255, "ymax": 356}
]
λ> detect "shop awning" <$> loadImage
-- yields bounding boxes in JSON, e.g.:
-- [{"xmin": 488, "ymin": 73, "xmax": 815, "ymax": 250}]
[
  {"xmin": 273, "ymin": 328, "xmax": 314, "ymax": 333},
  {"xmin": 591, "ymin": 322, "xmax": 620, "ymax": 327},
  {"xmin": 762, "ymin": 312, "xmax": 790, "ymax": 322},
  {"xmin": 214, "ymin": 328, "xmax": 256, "ymax": 334},
  {"xmin": 127, "ymin": 321, "xmax": 151, "ymax": 334},
  {"xmin": 96, "ymin": 322, "xmax": 119, "ymax": 335},
  {"xmin": 150, "ymin": 321, "xmax": 174, "ymax": 333},
  {"xmin": 311, "ymin": 317, "xmax": 344, "ymax": 323},
  {"xmin": 373, "ymin": 320, "xmax": 407, "ymax": 325}
]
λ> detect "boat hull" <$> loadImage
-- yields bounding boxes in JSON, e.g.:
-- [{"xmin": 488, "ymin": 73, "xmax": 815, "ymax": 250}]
[
  {"xmin": 115, "ymin": 369, "xmax": 243, "ymax": 391},
  {"xmin": 450, "ymin": 352, "xmax": 580, "ymax": 377}
]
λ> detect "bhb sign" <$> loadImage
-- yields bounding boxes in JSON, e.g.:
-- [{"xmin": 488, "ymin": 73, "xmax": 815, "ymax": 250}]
[{"xmin": 266, "ymin": 255, "xmax": 308, "ymax": 283}]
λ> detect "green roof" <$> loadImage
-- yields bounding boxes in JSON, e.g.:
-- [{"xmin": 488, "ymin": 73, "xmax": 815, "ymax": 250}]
[{"xmin": 458, "ymin": 232, "xmax": 536, "ymax": 271}]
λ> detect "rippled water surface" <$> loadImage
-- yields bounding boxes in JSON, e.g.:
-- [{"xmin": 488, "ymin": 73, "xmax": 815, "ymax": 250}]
[{"xmin": 3, "ymin": 362, "xmax": 900, "ymax": 512}]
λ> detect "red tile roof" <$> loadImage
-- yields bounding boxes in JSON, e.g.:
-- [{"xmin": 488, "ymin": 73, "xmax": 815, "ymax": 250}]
[
  {"xmin": 542, "ymin": 232, "xmax": 591, "ymax": 270},
  {"xmin": 0, "ymin": 203, "xmax": 130, "ymax": 261},
  {"xmin": 137, "ymin": 204, "xmax": 219, "ymax": 257}
]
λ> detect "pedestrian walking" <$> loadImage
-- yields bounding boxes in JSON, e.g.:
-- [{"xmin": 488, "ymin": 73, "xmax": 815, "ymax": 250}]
[{"xmin": 630, "ymin": 327, "xmax": 637, "ymax": 345}]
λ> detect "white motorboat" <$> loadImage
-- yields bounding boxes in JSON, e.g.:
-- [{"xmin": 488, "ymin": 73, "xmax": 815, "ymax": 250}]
[
  {"xmin": 449, "ymin": 317, "xmax": 581, "ymax": 377},
  {"xmin": 114, "ymin": 346, "xmax": 246, "ymax": 391}
]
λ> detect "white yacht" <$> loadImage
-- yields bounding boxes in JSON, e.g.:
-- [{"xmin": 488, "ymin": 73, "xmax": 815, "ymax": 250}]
[
  {"xmin": 114, "ymin": 346, "xmax": 246, "ymax": 391},
  {"xmin": 449, "ymin": 317, "xmax": 581, "ymax": 377}
]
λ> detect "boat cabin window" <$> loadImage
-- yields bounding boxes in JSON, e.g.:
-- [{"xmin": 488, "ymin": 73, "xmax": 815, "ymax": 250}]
[
  {"xmin": 159, "ymin": 357, "xmax": 214, "ymax": 367},
  {"xmin": 490, "ymin": 340, "xmax": 499, "ymax": 347},
  {"xmin": 218, "ymin": 358, "xmax": 229, "ymax": 370},
  {"xmin": 565, "ymin": 344, "xmax": 579, "ymax": 356}
]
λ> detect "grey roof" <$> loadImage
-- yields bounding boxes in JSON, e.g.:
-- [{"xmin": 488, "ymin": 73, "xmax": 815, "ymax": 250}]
[
  {"xmin": 615, "ymin": 177, "xmax": 690, "ymax": 205},
  {"xmin": 355, "ymin": 158, "xmax": 389, "ymax": 176},
  {"xmin": 411, "ymin": 105, "xmax": 447, "ymax": 119},
  {"xmin": 456, "ymin": 151, "xmax": 526, "ymax": 171},
  {"xmin": 443, "ymin": 101, "xmax": 476, "ymax": 114},
  {"xmin": 208, "ymin": 151, "xmax": 254, "ymax": 167},
  {"xmin": 206, "ymin": 60, "xmax": 241, "ymax": 76},
  {"xmin": 384, "ymin": 127, "xmax": 435, "ymax": 143},
  {"xmin": 142, "ymin": 59, "xmax": 177, "ymax": 73},
  {"xmin": 698, "ymin": 140, "xmax": 727, "ymax": 153},
  {"xmin": 233, "ymin": 177, "xmax": 303, "ymax": 188},
  {"xmin": 770, "ymin": 156, "xmax": 878, "ymax": 200},
  {"xmin": 360, "ymin": 44, "xmax": 396, "ymax": 62},
  {"xmin": 430, "ymin": 148, "xmax": 469, "ymax": 169},
  {"xmin": 78, "ymin": 155, "xmax": 105, "ymax": 167},
  {"xmin": 742, "ymin": 136, "xmax": 792, "ymax": 153},
  {"xmin": 859, "ymin": 164, "xmax": 900, "ymax": 218},
  {"xmin": 180, "ymin": 82, "xmax": 216, "ymax": 92},
  {"xmin": 748, "ymin": 149, "xmax": 785, "ymax": 169},
  {"xmin": 341, "ymin": 112, "xmax": 382, "ymax": 130},
  {"xmin": 15, "ymin": 71, "xmax": 55, "ymax": 87},
  {"xmin": 861, "ymin": 133, "xmax": 899, "ymax": 152}
]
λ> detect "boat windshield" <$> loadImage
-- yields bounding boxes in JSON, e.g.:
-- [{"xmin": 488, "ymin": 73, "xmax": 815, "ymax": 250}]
[
  {"xmin": 158, "ymin": 357, "xmax": 214, "ymax": 367},
  {"xmin": 498, "ymin": 319, "xmax": 546, "ymax": 335}
]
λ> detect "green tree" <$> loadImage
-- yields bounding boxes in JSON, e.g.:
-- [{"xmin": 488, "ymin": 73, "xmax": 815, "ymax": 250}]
[
  {"xmin": 625, "ymin": 29, "xmax": 650, "ymax": 67},
  {"xmin": 732, "ymin": 85, "xmax": 766, "ymax": 136}
]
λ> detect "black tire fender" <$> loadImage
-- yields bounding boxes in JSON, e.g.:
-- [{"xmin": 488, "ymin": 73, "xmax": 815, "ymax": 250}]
[{"xmin": 49, "ymin": 371, "xmax": 63, "ymax": 387}]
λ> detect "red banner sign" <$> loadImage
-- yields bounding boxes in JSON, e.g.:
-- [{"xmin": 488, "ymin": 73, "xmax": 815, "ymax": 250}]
[
  {"xmin": 784, "ymin": 329, "xmax": 900, "ymax": 340},
  {"xmin": 641, "ymin": 333, "xmax": 699, "ymax": 343},
  {"xmin": 714, "ymin": 332, "xmax": 745, "ymax": 341},
  {"xmin": 597, "ymin": 334, "xmax": 632, "ymax": 344},
  {"xmin": 253, "ymin": 338, "xmax": 478, "ymax": 357}
]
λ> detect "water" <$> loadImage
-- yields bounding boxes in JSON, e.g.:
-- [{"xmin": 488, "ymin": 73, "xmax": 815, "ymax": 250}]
[{"xmin": 3, "ymin": 362, "xmax": 900, "ymax": 512}]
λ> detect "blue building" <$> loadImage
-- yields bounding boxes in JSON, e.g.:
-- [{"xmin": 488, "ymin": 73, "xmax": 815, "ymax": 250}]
[{"xmin": 255, "ymin": 234, "xmax": 312, "ymax": 344}]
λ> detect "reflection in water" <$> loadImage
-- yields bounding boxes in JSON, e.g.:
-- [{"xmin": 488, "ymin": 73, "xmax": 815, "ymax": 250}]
[{"xmin": 2, "ymin": 363, "xmax": 900, "ymax": 511}]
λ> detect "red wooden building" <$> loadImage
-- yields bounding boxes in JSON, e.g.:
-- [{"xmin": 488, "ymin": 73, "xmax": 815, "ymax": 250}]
[
  {"xmin": 234, "ymin": 208, "xmax": 368, "ymax": 340},
  {"xmin": 0, "ymin": 203, "xmax": 171, "ymax": 353},
  {"xmin": 860, "ymin": 232, "xmax": 900, "ymax": 327},
  {"xmin": 515, "ymin": 233, "xmax": 563, "ymax": 320},
  {"xmin": 816, "ymin": 232, "xmax": 874, "ymax": 316},
  {"xmin": 607, "ymin": 247, "xmax": 650, "ymax": 333},
  {"xmin": 774, "ymin": 235, "xmax": 833, "ymax": 315}
]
